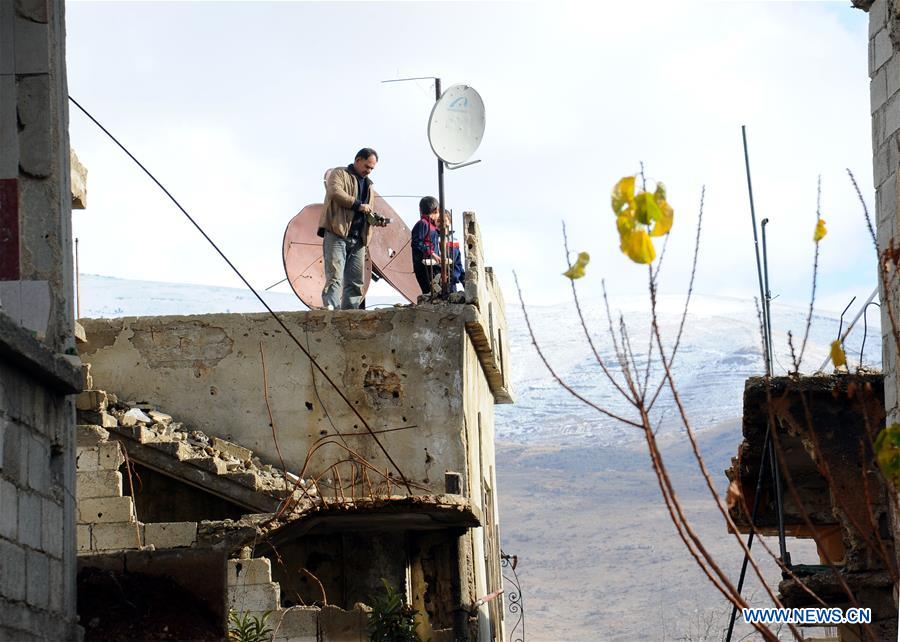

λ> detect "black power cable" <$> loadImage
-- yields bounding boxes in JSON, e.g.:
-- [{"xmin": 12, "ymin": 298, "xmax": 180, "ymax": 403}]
[{"xmin": 68, "ymin": 95, "xmax": 413, "ymax": 493}]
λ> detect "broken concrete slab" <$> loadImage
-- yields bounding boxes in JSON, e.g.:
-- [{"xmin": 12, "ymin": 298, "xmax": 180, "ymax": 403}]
[
  {"xmin": 270, "ymin": 606, "xmax": 319, "ymax": 642},
  {"xmin": 227, "ymin": 557, "xmax": 272, "ymax": 586},
  {"xmin": 212, "ymin": 437, "xmax": 251, "ymax": 462},
  {"xmin": 143, "ymin": 522, "xmax": 197, "ymax": 549},
  {"xmin": 104, "ymin": 427, "xmax": 282, "ymax": 514},
  {"xmin": 75, "ymin": 447, "xmax": 99, "ymax": 472},
  {"xmin": 78, "ymin": 410, "xmax": 117, "ymax": 429},
  {"xmin": 76, "ymin": 424, "xmax": 109, "ymax": 448},
  {"xmin": 70, "ymin": 148, "xmax": 87, "ymax": 209},
  {"xmin": 227, "ymin": 582, "xmax": 280, "ymax": 613},
  {"xmin": 91, "ymin": 521, "xmax": 142, "ymax": 551},
  {"xmin": 319, "ymin": 604, "xmax": 369, "ymax": 642},
  {"xmin": 97, "ymin": 441, "xmax": 124, "ymax": 470},
  {"xmin": 148, "ymin": 410, "xmax": 171, "ymax": 424},
  {"xmin": 120, "ymin": 408, "xmax": 152, "ymax": 426},
  {"xmin": 77, "ymin": 496, "xmax": 135, "ymax": 524},
  {"xmin": 76, "ymin": 470, "xmax": 122, "ymax": 499},
  {"xmin": 75, "ymin": 389, "xmax": 107, "ymax": 412}
]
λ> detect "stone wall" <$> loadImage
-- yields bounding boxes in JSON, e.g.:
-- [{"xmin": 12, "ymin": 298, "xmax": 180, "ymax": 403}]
[{"xmin": 0, "ymin": 1, "xmax": 81, "ymax": 640}]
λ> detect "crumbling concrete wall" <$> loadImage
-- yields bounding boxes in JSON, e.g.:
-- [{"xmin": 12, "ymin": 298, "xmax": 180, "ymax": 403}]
[
  {"xmin": 0, "ymin": 1, "xmax": 81, "ymax": 640},
  {"xmin": 462, "ymin": 326, "xmax": 505, "ymax": 640},
  {"xmin": 80, "ymin": 306, "xmax": 485, "ymax": 501},
  {"xmin": 228, "ymin": 550, "xmax": 373, "ymax": 642}
]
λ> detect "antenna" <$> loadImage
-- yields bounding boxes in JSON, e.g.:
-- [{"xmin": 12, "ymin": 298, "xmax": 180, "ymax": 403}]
[
  {"xmin": 382, "ymin": 76, "xmax": 486, "ymax": 296},
  {"xmin": 428, "ymin": 83, "xmax": 485, "ymax": 294}
]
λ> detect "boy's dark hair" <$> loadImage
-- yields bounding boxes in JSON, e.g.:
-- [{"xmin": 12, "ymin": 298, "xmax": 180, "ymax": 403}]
[
  {"xmin": 419, "ymin": 196, "xmax": 439, "ymax": 216},
  {"xmin": 355, "ymin": 147, "xmax": 379, "ymax": 162}
]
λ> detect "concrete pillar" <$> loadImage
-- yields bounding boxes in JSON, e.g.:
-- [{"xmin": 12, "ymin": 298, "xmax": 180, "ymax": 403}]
[
  {"xmin": 0, "ymin": 1, "xmax": 80, "ymax": 640},
  {"xmin": 0, "ymin": 0, "xmax": 74, "ymax": 353}
]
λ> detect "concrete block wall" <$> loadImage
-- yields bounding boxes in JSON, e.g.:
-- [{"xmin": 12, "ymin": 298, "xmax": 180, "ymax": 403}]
[
  {"xmin": 227, "ymin": 554, "xmax": 373, "ymax": 642},
  {"xmin": 0, "ymin": 375, "xmax": 74, "ymax": 641},
  {"xmin": 870, "ymin": 0, "xmax": 900, "ymax": 426},
  {"xmin": 75, "ymin": 423, "xmax": 199, "ymax": 553},
  {"xmin": 76, "ymin": 428, "xmax": 140, "ymax": 552}
]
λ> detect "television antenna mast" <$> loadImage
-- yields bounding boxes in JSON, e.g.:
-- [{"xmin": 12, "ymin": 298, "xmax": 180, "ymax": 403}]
[{"xmin": 382, "ymin": 76, "xmax": 486, "ymax": 294}]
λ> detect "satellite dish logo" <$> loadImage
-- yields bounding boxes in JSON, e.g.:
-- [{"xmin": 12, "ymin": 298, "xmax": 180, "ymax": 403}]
[{"xmin": 448, "ymin": 97, "xmax": 469, "ymax": 112}]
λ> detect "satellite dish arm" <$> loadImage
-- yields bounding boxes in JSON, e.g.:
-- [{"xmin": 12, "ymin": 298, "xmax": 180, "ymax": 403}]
[{"xmin": 445, "ymin": 159, "xmax": 482, "ymax": 171}]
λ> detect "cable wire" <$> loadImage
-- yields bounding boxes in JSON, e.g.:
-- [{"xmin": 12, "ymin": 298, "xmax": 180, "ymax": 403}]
[{"xmin": 69, "ymin": 95, "xmax": 413, "ymax": 493}]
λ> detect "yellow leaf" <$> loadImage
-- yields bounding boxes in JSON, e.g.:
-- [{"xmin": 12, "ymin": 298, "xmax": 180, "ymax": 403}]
[
  {"xmin": 616, "ymin": 212, "xmax": 636, "ymax": 238},
  {"xmin": 611, "ymin": 176, "xmax": 635, "ymax": 214},
  {"xmin": 634, "ymin": 192, "xmax": 661, "ymax": 225},
  {"xmin": 563, "ymin": 251, "xmax": 590, "ymax": 280},
  {"xmin": 813, "ymin": 219, "xmax": 827, "ymax": 242},
  {"xmin": 830, "ymin": 340, "xmax": 846, "ymax": 367},
  {"xmin": 650, "ymin": 199, "xmax": 674, "ymax": 237},
  {"xmin": 654, "ymin": 182, "xmax": 667, "ymax": 201},
  {"xmin": 875, "ymin": 424, "xmax": 900, "ymax": 488},
  {"xmin": 622, "ymin": 229, "xmax": 656, "ymax": 264}
]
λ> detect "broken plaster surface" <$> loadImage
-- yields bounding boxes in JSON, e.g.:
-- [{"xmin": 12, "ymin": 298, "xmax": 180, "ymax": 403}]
[{"xmin": 79, "ymin": 307, "xmax": 484, "ymax": 498}]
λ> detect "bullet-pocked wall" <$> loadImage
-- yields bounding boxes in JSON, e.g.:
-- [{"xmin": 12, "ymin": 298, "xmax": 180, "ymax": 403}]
[{"xmin": 78, "ymin": 306, "xmax": 483, "ymax": 495}]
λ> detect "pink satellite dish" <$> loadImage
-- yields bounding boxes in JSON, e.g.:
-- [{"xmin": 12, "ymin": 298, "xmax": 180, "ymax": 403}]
[
  {"xmin": 282, "ymin": 191, "xmax": 425, "ymax": 307},
  {"xmin": 368, "ymin": 196, "xmax": 421, "ymax": 303},
  {"xmin": 282, "ymin": 204, "xmax": 372, "ymax": 309}
]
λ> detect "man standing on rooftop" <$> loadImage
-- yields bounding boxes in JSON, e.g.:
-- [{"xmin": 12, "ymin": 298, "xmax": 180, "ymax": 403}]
[{"xmin": 318, "ymin": 148, "xmax": 387, "ymax": 310}]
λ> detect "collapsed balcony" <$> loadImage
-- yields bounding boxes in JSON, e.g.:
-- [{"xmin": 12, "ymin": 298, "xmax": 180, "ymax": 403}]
[{"xmin": 726, "ymin": 373, "xmax": 897, "ymax": 640}]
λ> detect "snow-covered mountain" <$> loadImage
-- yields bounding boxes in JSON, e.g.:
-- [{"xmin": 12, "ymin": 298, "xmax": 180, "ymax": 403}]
[
  {"xmin": 78, "ymin": 274, "xmax": 882, "ymax": 446},
  {"xmin": 499, "ymin": 293, "xmax": 882, "ymax": 444}
]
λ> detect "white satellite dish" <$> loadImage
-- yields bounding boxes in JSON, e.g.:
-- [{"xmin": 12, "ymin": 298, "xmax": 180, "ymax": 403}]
[{"xmin": 427, "ymin": 84, "xmax": 486, "ymax": 165}]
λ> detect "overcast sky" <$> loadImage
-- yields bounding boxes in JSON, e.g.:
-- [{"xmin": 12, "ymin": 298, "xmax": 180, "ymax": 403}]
[{"xmin": 67, "ymin": 1, "xmax": 875, "ymax": 312}]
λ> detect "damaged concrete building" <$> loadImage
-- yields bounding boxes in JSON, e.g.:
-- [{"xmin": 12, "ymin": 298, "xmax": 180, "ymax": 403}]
[
  {"xmin": 0, "ymin": 3, "xmax": 513, "ymax": 640},
  {"xmin": 73, "ymin": 213, "xmax": 514, "ymax": 641}
]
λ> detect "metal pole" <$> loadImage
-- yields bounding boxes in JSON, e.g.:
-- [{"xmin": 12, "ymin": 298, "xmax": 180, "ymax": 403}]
[
  {"xmin": 742, "ymin": 126, "xmax": 772, "ymax": 377},
  {"xmin": 769, "ymin": 428, "xmax": 789, "ymax": 565},
  {"xmin": 435, "ymin": 78, "xmax": 449, "ymax": 296},
  {"xmin": 726, "ymin": 128, "xmax": 792, "ymax": 642},
  {"xmin": 75, "ymin": 237, "xmax": 81, "ymax": 319},
  {"xmin": 761, "ymin": 219, "xmax": 774, "ymax": 370},
  {"xmin": 724, "ymin": 429, "xmax": 773, "ymax": 642},
  {"xmin": 760, "ymin": 219, "xmax": 788, "ymax": 565}
]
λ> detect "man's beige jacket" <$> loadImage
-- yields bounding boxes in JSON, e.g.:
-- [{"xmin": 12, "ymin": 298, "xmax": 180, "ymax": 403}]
[{"xmin": 318, "ymin": 166, "xmax": 377, "ymax": 245}]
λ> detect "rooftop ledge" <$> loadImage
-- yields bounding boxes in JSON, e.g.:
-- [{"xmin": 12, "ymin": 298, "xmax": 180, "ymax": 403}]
[{"xmin": 0, "ymin": 310, "xmax": 82, "ymax": 393}]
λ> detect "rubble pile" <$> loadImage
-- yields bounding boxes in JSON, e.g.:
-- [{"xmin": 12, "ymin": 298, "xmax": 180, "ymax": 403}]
[{"xmin": 75, "ymin": 367, "xmax": 311, "ymax": 500}]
